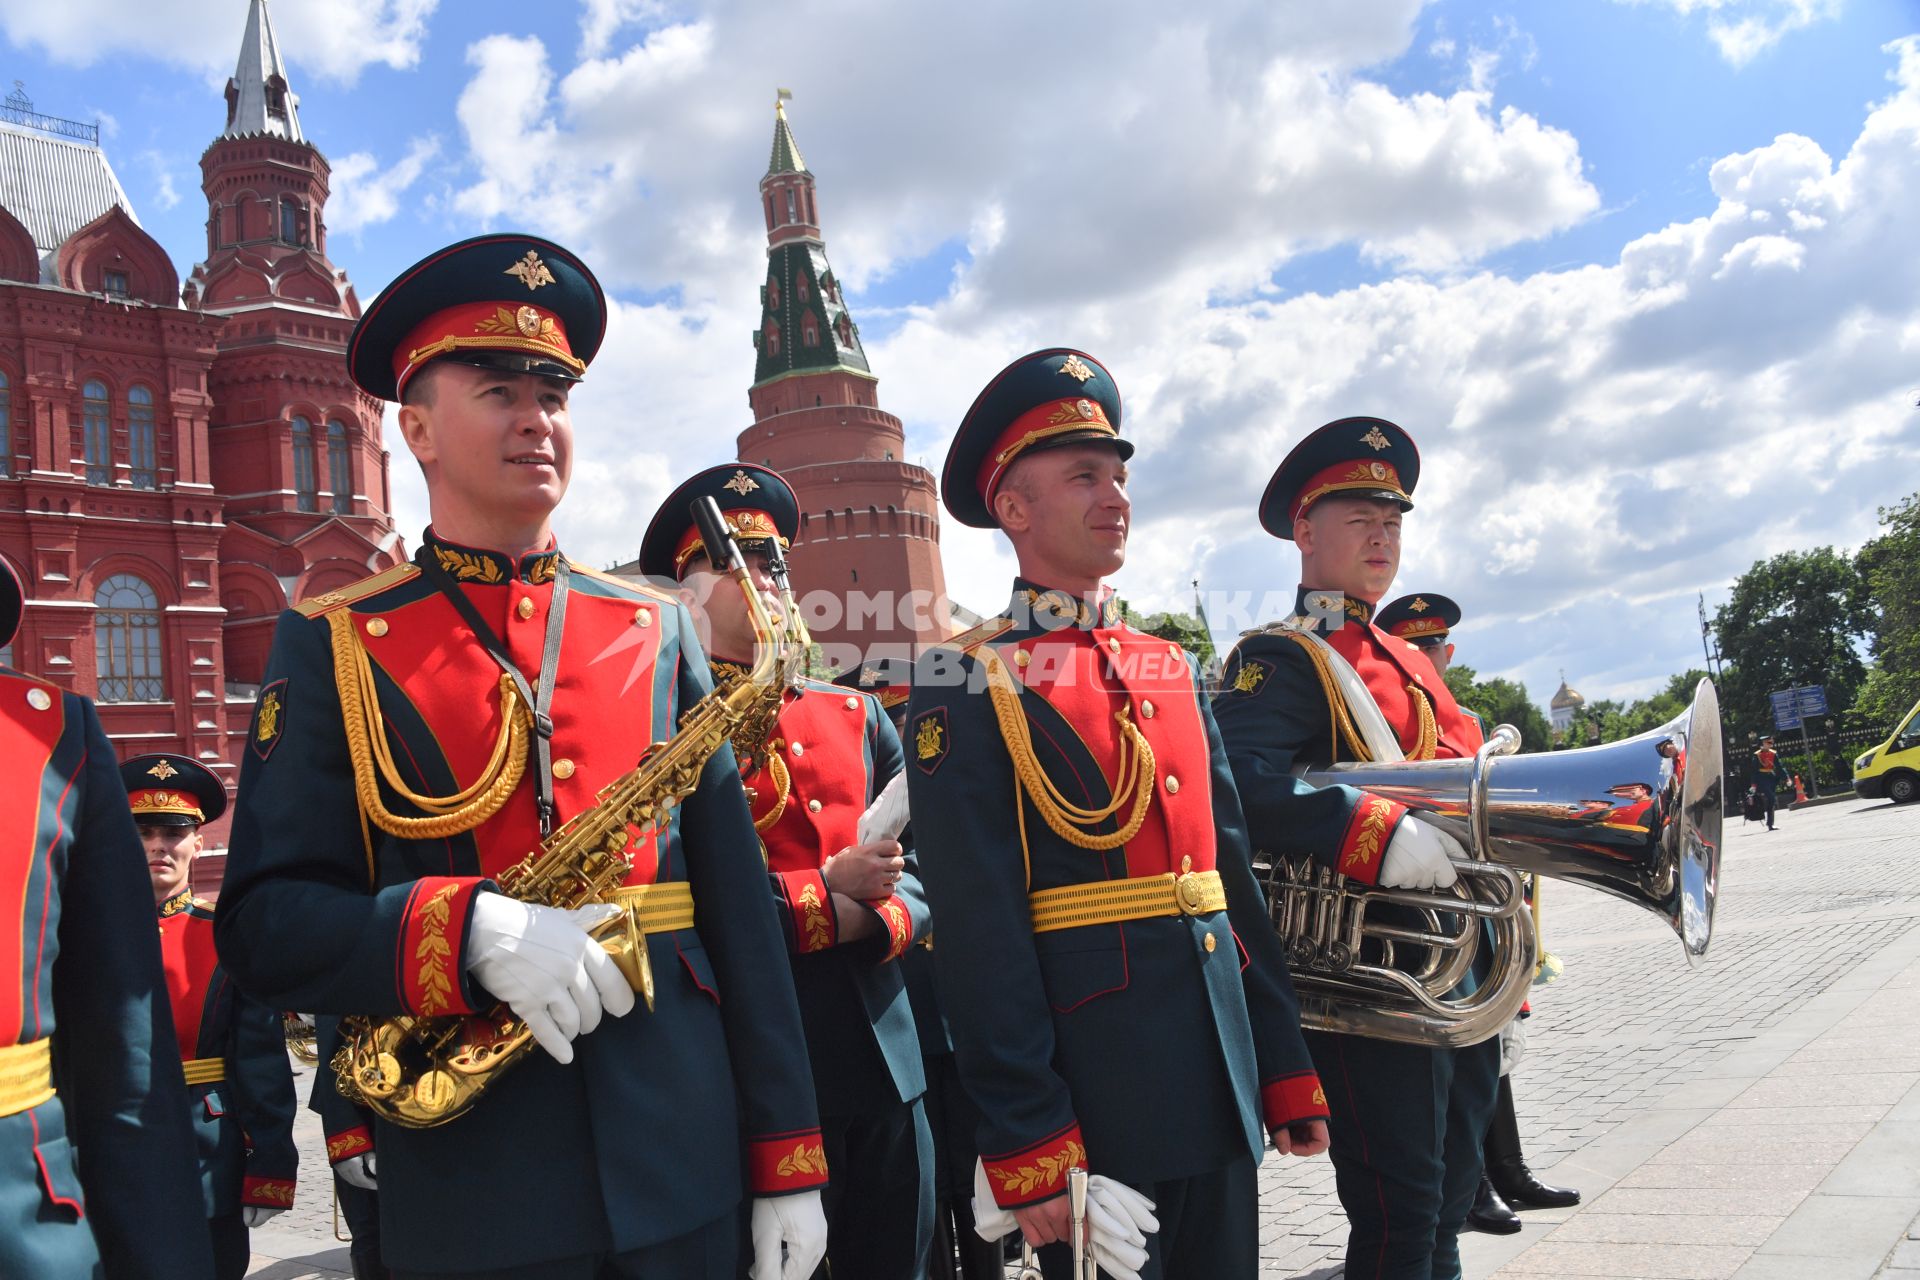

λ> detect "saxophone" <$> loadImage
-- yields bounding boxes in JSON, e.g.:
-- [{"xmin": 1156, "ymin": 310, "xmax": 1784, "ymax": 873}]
[{"xmin": 332, "ymin": 499, "xmax": 800, "ymax": 1128}]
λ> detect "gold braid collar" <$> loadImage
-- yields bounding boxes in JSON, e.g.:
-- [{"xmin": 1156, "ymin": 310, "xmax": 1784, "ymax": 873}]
[
  {"xmin": 984, "ymin": 653, "xmax": 1155, "ymax": 850},
  {"xmin": 327, "ymin": 610, "xmax": 532, "ymax": 838}
]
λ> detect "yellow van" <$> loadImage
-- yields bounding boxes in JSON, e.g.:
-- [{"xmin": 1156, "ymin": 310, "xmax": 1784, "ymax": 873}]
[{"xmin": 1854, "ymin": 696, "xmax": 1920, "ymax": 804}]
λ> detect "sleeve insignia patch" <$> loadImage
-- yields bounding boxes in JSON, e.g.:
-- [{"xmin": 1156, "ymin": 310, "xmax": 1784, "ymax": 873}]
[
  {"xmin": 251, "ymin": 679, "xmax": 287, "ymax": 761},
  {"xmin": 912, "ymin": 707, "xmax": 949, "ymax": 775},
  {"xmin": 1230, "ymin": 657, "xmax": 1273, "ymax": 696}
]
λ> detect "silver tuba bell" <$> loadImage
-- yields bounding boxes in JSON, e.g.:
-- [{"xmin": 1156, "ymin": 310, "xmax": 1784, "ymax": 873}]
[{"xmin": 1263, "ymin": 678, "xmax": 1722, "ymax": 1047}]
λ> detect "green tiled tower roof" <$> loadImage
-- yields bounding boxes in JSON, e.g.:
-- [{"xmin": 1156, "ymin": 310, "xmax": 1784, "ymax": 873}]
[{"xmin": 767, "ymin": 100, "xmax": 807, "ymax": 175}]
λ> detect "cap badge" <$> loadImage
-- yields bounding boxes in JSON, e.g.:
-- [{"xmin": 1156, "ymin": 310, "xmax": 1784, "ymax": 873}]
[
  {"xmin": 1360, "ymin": 424, "xmax": 1391, "ymax": 451},
  {"xmin": 1058, "ymin": 354, "xmax": 1095, "ymax": 384},
  {"xmin": 146, "ymin": 759, "xmax": 180, "ymax": 780},
  {"xmin": 1409, "ymin": 598, "xmax": 1430, "ymax": 613},
  {"xmin": 723, "ymin": 469, "xmax": 761, "ymax": 496},
  {"xmin": 505, "ymin": 251, "xmax": 557, "ymax": 291},
  {"xmin": 514, "ymin": 305, "xmax": 543, "ymax": 337}
]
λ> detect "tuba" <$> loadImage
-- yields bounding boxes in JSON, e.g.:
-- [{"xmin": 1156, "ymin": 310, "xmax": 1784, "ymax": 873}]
[
  {"xmin": 1263, "ymin": 678, "xmax": 1721, "ymax": 1048},
  {"xmin": 333, "ymin": 498, "xmax": 803, "ymax": 1127}
]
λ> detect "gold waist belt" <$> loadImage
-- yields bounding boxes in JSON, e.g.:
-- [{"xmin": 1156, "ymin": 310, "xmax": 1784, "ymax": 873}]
[
  {"xmin": 1029, "ymin": 869, "xmax": 1227, "ymax": 934},
  {"xmin": 0, "ymin": 1040, "xmax": 55, "ymax": 1117},
  {"xmin": 608, "ymin": 881, "xmax": 698, "ymax": 934},
  {"xmin": 182, "ymin": 1057, "xmax": 225, "ymax": 1086}
]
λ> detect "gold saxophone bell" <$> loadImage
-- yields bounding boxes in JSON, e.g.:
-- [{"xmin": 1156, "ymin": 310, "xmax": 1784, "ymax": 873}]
[
  {"xmin": 283, "ymin": 1013, "xmax": 319, "ymax": 1065},
  {"xmin": 1263, "ymin": 679, "xmax": 1722, "ymax": 1047}
]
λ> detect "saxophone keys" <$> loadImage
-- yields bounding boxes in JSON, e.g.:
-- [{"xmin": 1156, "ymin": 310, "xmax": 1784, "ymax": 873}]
[{"xmin": 411, "ymin": 1069, "xmax": 458, "ymax": 1115}]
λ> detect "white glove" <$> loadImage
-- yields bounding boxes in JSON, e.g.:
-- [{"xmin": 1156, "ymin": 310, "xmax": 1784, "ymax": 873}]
[
  {"xmin": 857, "ymin": 772, "xmax": 911, "ymax": 845},
  {"xmin": 241, "ymin": 1206, "xmax": 283, "ymax": 1229},
  {"xmin": 1378, "ymin": 817, "xmax": 1463, "ymax": 890},
  {"xmin": 463, "ymin": 894, "xmax": 633, "ymax": 1064},
  {"xmin": 1500, "ymin": 1015, "xmax": 1528, "ymax": 1076},
  {"xmin": 334, "ymin": 1152, "xmax": 377, "ymax": 1191},
  {"xmin": 969, "ymin": 1158, "xmax": 1158, "ymax": 1280},
  {"xmin": 749, "ymin": 1189, "xmax": 828, "ymax": 1280}
]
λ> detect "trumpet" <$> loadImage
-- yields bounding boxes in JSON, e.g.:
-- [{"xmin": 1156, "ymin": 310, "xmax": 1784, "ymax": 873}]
[{"xmin": 1263, "ymin": 679, "xmax": 1722, "ymax": 1047}]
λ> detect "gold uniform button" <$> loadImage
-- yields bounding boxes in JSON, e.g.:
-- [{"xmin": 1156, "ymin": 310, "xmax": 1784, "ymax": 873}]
[
  {"xmin": 1015, "ymin": 650, "xmax": 1032, "ymax": 668},
  {"xmin": 844, "ymin": 697, "xmax": 859, "ymax": 710},
  {"xmin": 634, "ymin": 609, "xmax": 652, "ymax": 627},
  {"xmin": 1141, "ymin": 700, "xmax": 1155, "ymax": 719},
  {"xmin": 366, "ymin": 618, "xmax": 389, "ymax": 637},
  {"xmin": 808, "ymin": 799, "xmax": 822, "ymax": 814},
  {"xmin": 517, "ymin": 597, "xmax": 535, "ymax": 620},
  {"xmin": 790, "ymin": 742, "xmax": 805, "ymax": 758},
  {"xmin": 1181, "ymin": 855, "xmax": 1193, "ymax": 873},
  {"xmin": 1203, "ymin": 933, "xmax": 1217, "ymax": 954},
  {"xmin": 1165, "ymin": 775, "xmax": 1180, "ymax": 795},
  {"xmin": 552, "ymin": 759, "xmax": 576, "ymax": 780},
  {"xmin": 26, "ymin": 687, "xmax": 51, "ymax": 711},
  {"xmin": 1107, "ymin": 637, "xmax": 1121, "ymax": 655}
]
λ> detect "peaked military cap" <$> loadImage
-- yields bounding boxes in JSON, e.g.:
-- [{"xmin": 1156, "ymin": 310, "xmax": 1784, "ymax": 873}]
[
  {"xmin": 0, "ymin": 557, "xmax": 21, "ymax": 652},
  {"xmin": 638, "ymin": 463, "xmax": 800, "ymax": 580},
  {"xmin": 1259, "ymin": 416, "xmax": 1421, "ymax": 540},
  {"xmin": 1376, "ymin": 592, "xmax": 1460, "ymax": 646},
  {"xmin": 121, "ymin": 753, "xmax": 228, "ymax": 828},
  {"xmin": 348, "ymin": 233, "xmax": 607, "ymax": 403},
  {"xmin": 942, "ymin": 349, "xmax": 1132, "ymax": 529}
]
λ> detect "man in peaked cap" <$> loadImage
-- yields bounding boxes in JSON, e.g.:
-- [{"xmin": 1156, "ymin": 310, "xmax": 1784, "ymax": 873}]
[
  {"xmin": 642, "ymin": 463, "xmax": 933, "ymax": 1280},
  {"xmin": 1376, "ymin": 593, "xmax": 1462, "ymax": 682},
  {"xmin": 1213, "ymin": 418, "xmax": 1501, "ymax": 1280},
  {"xmin": 0, "ymin": 560, "xmax": 213, "ymax": 1278},
  {"xmin": 904, "ymin": 349, "xmax": 1330, "ymax": 1279},
  {"xmin": 124, "ymin": 753, "xmax": 299, "ymax": 1280},
  {"xmin": 214, "ymin": 235, "xmax": 828, "ymax": 1279}
]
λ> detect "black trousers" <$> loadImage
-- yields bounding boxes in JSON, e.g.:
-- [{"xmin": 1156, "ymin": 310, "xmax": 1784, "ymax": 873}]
[
  {"xmin": 336, "ymin": 1172, "xmax": 388, "ymax": 1279},
  {"xmin": 209, "ymin": 1213, "xmax": 249, "ymax": 1280},
  {"xmin": 1032, "ymin": 1153, "xmax": 1258, "ymax": 1280},
  {"xmin": 393, "ymin": 1206, "xmax": 738, "ymax": 1280},
  {"xmin": 1306, "ymin": 1030, "xmax": 1501, "ymax": 1280},
  {"xmin": 1756, "ymin": 776, "xmax": 1777, "ymax": 826},
  {"xmin": 812, "ymin": 1096, "xmax": 934, "ymax": 1280}
]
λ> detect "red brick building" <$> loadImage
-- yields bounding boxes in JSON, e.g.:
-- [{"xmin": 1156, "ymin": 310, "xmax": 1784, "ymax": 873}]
[
  {"xmin": 736, "ymin": 102, "xmax": 951, "ymax": 669},
  {"xmin": 0, "ymin": 0, "xmax": 397, "ymax": 839}
]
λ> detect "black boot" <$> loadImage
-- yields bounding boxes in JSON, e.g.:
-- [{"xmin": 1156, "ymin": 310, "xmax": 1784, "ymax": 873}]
[
  {"xmin": 1485, "ymin": 1076, "xmax": 1582, "ymax": 1209},
  {"xmin": 1465, "ymin": 1176, "xmax": 1522, "ymax": 1234}
]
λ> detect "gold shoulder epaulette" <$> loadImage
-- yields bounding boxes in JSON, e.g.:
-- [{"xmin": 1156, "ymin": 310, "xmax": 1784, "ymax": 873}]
[
  {"xmin": 932, "ymin": 616, "xmax": 1014, "ymax": 657},
  {"xmin": 570, "ymin": 564, "xmax": 677, "ymax": 602},
  {"xmin": 294, "ymin": 563, "xmax": 421, "ymax": 618}
]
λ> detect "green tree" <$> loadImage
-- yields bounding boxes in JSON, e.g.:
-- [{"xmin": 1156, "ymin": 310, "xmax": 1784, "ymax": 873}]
[
  {"xmin": 1854, "ymin": 491, "xmax": 1920, "ymax": 726},
  {"xmin": 1713, "ymin": 548, "xmax": 1873, "ymax": 739},
  {"xmin": 1562, "ymin": 670, "xmax": 1712, "ymax": 745},
  {"xmin": 1119, "ymin": 603, "xmax": 1217, "ymax": 668},
  {"xmin": 1442, "ymin": 665, "xmax": 1555, "ymax": 752}
]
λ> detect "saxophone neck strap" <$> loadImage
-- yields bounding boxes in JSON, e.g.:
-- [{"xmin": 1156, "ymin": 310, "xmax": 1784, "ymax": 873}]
[{"xmin": 417, "ymin": 555, "xmax": 570, "ymax": 837}]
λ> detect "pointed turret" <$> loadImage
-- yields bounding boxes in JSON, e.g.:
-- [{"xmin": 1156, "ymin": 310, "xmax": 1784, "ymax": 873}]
[
  {"xmin": 222, "ymin": 0, "xmax": 304, "ymax": 142},
  {"xmin": 739, "ymin": 93, "xmax": 951, "ymax": 664}
]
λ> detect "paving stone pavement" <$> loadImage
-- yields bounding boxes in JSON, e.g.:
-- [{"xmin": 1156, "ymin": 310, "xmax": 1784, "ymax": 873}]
[{"xmin": 245, "ymin": 795, "xmax": 1920, "ymax": 1277}]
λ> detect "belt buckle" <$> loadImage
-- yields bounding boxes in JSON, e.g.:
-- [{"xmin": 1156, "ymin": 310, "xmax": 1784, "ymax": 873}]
[{"xmin": 1174, "ymin": 871, "xmax": 1208, "ymax": 916}]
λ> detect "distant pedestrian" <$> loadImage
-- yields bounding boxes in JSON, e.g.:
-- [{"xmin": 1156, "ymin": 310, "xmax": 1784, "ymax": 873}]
[{"xmin": 1753, "ymin": 737, "xmax": 1780, "ymax": 830}]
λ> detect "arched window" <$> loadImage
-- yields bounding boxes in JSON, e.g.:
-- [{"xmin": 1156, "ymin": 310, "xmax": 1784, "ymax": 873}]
[
  {"xmin": 763, "ymin": 320, "xmax": 781, "ymax": 357},
  {"xmin": 82, "ymin": 380, "xmax": 111, "ymax": 485},
  {"xmin": 796, "ymin": 276, "xmax": 809, "ymax": 304},
  {"xmin": 327, "ymin": 420, "xmax": 351, "ymax": 513},
  {"xmin": 766, "ymin": 274, "xmax": 780, "ymax": 310},
  {"xmin": 836, "ymin": 313, "xmax": 854, "ymax": 346},
  {"xmin": 210, "ymin": 207, "xmax": 222, "ymax": 249},
  {"xmin": 291, "ymin": 416, "xmax": 317, "ymax": 511},
  {"xmin": 281, "ymin": 198, "xmax": 301, "ymax": 245},
  {"xmin": 0, "ymin": 370, "xmax": 11, "ymax": 478},
  {"xmin": 94, "ymin": 574, "xmax": 164, "ymax": 701},
  {"xmin": 128, "ymin": 385, "xmax": 157, "ymax": 489},
  {"xmin": 786, "ymin": 189, "xmax": 797, "ymax": 223},
  {"xmin": 801, "ymin": 315, "xmax": 819, "ymax": 348}
]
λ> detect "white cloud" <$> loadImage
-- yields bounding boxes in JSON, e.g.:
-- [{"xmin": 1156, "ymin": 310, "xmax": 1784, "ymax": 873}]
[
  {"xmin": 1613, "ymin": 0, "xmax": 1844, "ymax": 66},
  {"xmin": 328, "ymin": 137, "xmax": 441, "ymax": 237},
  {"xmin": 1, "ymin": 0, "xmax": 438, "ymax": 82},
  {"xmin": 139, "ymin": 150, "xmax": 181, "ymax": 211}
]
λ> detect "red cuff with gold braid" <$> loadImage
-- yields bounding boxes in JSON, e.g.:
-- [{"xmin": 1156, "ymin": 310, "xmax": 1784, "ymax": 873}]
[
  {"xmin": 1262, "ymin": 1071, "xmax": 1331, "ymax": 1130},
  {"xmin": 1336, "ymin": 794, "xmax": 1406, "ymax": 886},
  {"xmin": 982, "ymin": 1123, "xmax": 1088, "ymax": 1209},
  {"xmin": 871, "ymin": 894, "xmax": 914, "ymax": 962},
  {"xmin": 399, "ymin": 877, "xmax": 482, "ymax": 1017},
  {"xmin": 777, "ymin": 870, "xmax": 837, "ymax": 954},
  {"xmin": 326, "ymin": 1125, "xmax": 374, "ymax": 1165},
  {"xmin": 748, "ymin": 1129, "xmax": 830, "ymax": 1194},
  {"xmin": 242, "ymin": 1175, "xmax": 296, "ymax": 1208}
]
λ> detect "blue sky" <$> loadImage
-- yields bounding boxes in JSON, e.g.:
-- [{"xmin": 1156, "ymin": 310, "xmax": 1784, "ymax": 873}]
[{"xmin": 4, "ymin": 0, "xmax": 1917, "ymax": 713}]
